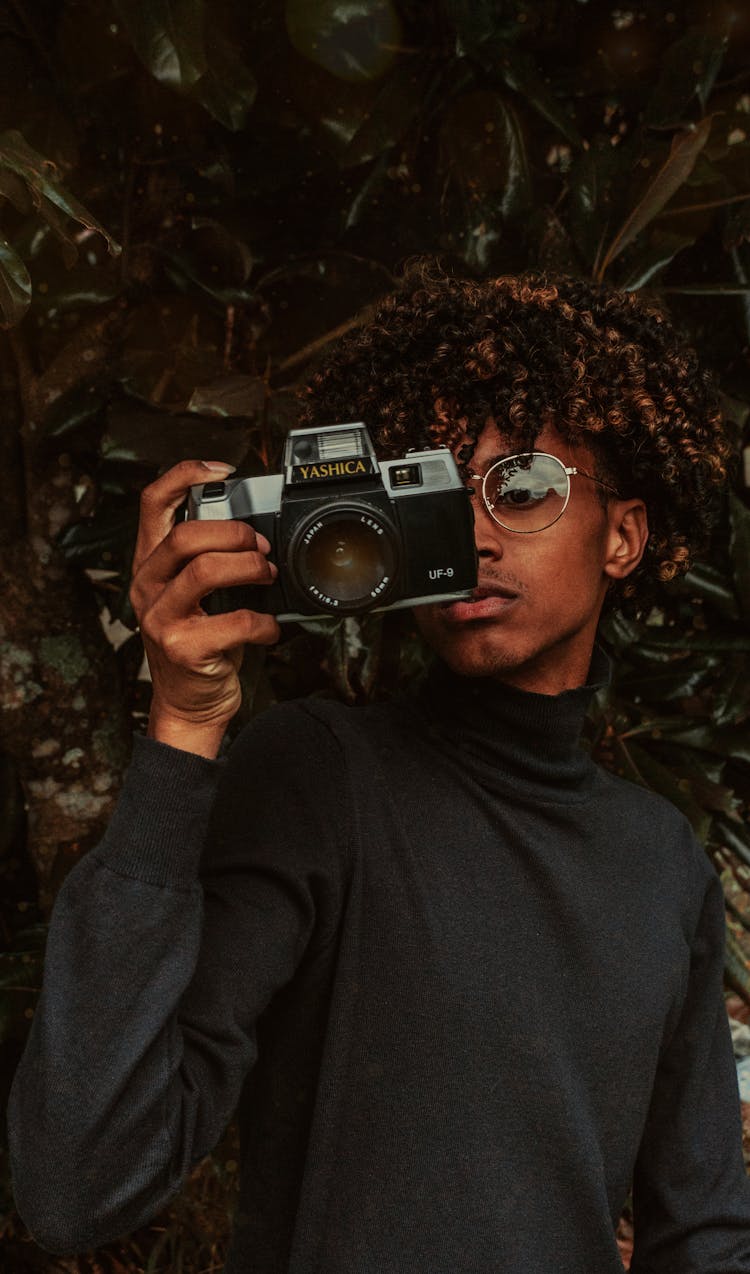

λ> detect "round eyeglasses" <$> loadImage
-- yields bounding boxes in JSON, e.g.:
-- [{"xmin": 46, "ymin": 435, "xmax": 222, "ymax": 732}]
[{"xmin": 467, "ymin": 451, "xmax": 620, "ymax": 534}]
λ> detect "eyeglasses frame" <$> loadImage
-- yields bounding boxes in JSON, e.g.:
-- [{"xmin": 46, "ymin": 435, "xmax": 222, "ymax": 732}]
[{"xmin": 467, "ymin": 450, "xmax": 621, "ymax": 534}]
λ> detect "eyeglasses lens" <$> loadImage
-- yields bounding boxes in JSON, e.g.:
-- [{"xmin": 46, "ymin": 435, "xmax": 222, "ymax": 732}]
[{"xmin": 484, "ymin": 454, "xmax": 569, "ymax": 532}]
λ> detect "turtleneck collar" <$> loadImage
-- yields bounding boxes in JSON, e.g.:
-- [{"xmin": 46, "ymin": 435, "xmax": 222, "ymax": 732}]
[{"xmin": 411, "ymin": 644, "xmax": 611, "ymax": 800}]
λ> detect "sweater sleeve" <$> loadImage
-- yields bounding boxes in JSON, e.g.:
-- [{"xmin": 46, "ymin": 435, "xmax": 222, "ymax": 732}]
[
  {"xmin": 6, "ymin": 703, "xmax": 348, "ymax": 1255},
  {"xmin": 630, "ymin": 860, "xmax": 750, "ymax": 1273}
]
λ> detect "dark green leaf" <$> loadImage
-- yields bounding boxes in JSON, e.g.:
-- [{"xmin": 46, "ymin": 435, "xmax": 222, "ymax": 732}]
[
  {"xmin": 37, "ymin": 197, "xmax": 80, "ymax": 269},
  {"xmin": 566, "ymin": 139, "xmax": 622, "ymax": 270},
  {"xmin": 496, "ymin": 45, "xmax": 582, "ymax": 149},
  {"xmin": 116, "ymin": 294, "xmax": 228, "ymax": 404},
  {"xmin": 644, "ymin": 634, "xmax": 750, "ymax": 653},
  {"xmin": 161, "ymin": 249, "xmax": 256, "ymax": 305},
  {"xmin": 709, "ymin": 655, "xmax": 750, "ymax": 726},
  {"xmin": 0, "ymin": 939, "xmax": 45, "ymax": 1044},
  {"xmin": 679, "ymin": 560, "xmax": 740, "ymax": 619},
  {"xmin": 440, "ymin": 0, "xmax": 518, "ymax": 57},
  {"xmin": 0, "ymin": 130, "xmax": 120, "ymax": 257},
  {"xmin": 660, "ymin": 284, "xmax": 750, "ymax": 295},
  {"xmin": 101, "ymin": 403, "xmax": 252, "ymax": 467},
  {"xmin": 532, "ymin": 206, "xmax": 582, "ymax": 275},
  {"xmin": 41, "ymin": 381, "xmax": 107, "ymax": 439},
  {"xmin": 614, "ymin": 738, "xmax": 712, "ymax": 839},
  {"xmin": 191, "ymin": 32, "xmax": 258, "ymax": 132},
  {"xmin": 440, "ymin": 90, "xmax": 532, "ymax": 219},
  {"xmin": 657, "ymin": 191, "xmax": 750, "ymax": 226},
  {"xmin": 285, "ymin": 0, "xmax": 402, "ymax": 84},
  {"xmin": 725, "ymin": 926, "xmax": 750, "ymax": 1000},
  {"xmin": 9, "ymin": 924, "xmax": 48, "ymax": 950},
  {"xmin": 687, "ymin": 150, "xmax": 734, "ymax": 189},
  {"xmin": 629, "ymin": 645, "xmax": 703, "ymax": 668},
  {"xmin": 343, "ymin": 64, "xmax": 427, "ymax": 168},
  {"xmin": 718, "ymin": 391, "xmax": 750, "ymax": 437},
  {"xmin": 58, "ymin": 507, "xmax": 138, "ymax": 564},
  {"xmin": 288, "ymin": 64, "xmax": 375, "ymax": 159},
  {"xmin": 714, "ymin": 816, "xmax": 750, "ymax": 870},
  {"xmin": 598, "ymin": 609, "xmax": 645, "ymax": 652},
  {"xmin": 724, "ymin": 197, "xmax": 750, "ymax": 252},
  {"xmin": 29, "ymin": 273, "xmax": 120, "ymax": 312},
  {"xmin": 616, "ymin": 714, "xmax": 705, "ymax": 738},
  {"xmin": 188, "ymin": 374, "xmax": 266, "ymax": 419},
  {"xmin": 113, "ymin": 0, "xmax": 207, "ymax": 89},
  {"xmin": 114, "ymin": 0, "xmax": 256, "ymax": 130},
  {"xmin": 0, "ymin": 233, "xmax": 31, "ymax": 326},
  {"xmin": 676, "ymin": 771, "xmax": 741, "ymax": 820},
  {"xmin": 596, "ymin": 117, "xmax": 714, "ymax": 281},
  {"xmin": 325, "ymin": 618, "xmax": 358, "ymax": 703},
  {"xmin": 0, "ymin": 953, "xmax": 43, "ymax": 992},
  {"xmin": 666, "ymin": 722, "xmax": 750, "ymax": 765},
  {"xmin": 453, "ymin": 195, "xmax": 506, "ymax": 272},
  {"xmin": 619, "ymin": 228, "xmax": 698, "ymax": 291},
  {"xmin": 0, "ymin": 169, "xmax": 31, "ymax": 214},
  {"xmin": 729, "ymin": 491, "xmax": 750, "ymax": 619},
  {"xmin": 342, "ymin": 151, "xmax": 391, "ymax": 230},
  {"xmin": 616, "ymin": 662, "xmax": 714, "ymax": 703},
  {"xmin": 161, "ymin": 217, "xmax": 255, "ymax": 303},
  {"xmin": 349, "ymin": 613, "xmax": 383, "ymax": 700},
  {"xmin": 729, "ymin": 237, "xmax": 750, "ymax": 348},
  {"xmin": 645, "ymin": 26, "xmax": 728, "ymax": 126},
  {"xmin": 236, "ymin": 644, "xmax": 272, "ymax": 720},
  {"xmin": 656, "ymin": 741, "xmax": 727, "ymax": 789}
]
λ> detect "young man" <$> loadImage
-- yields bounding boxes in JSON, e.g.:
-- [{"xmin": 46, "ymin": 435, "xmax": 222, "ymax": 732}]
[{"xmin": 8, "ymin": 265, "xmax": 750, "ymax": 1272}]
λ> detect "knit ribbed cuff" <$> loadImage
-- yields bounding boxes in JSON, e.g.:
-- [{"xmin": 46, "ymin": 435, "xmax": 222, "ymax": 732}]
[{"xmin": 92, "ymin": 731, "xmax": 228, "ymax": 890}]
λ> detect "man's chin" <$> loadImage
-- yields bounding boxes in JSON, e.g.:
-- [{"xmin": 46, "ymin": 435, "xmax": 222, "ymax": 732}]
[
  {"xmin": 413, "ymin": 605, "xmax": 519, "ymax": 679},
  {"xmin": 435, "ymin": 645, "xmax": 519, "ymax": 680}
]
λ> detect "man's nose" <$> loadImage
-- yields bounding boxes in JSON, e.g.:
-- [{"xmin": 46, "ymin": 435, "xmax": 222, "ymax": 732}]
[{"xmin": 472, "ymin": 497, "xmax": 506, "ymax": 559}]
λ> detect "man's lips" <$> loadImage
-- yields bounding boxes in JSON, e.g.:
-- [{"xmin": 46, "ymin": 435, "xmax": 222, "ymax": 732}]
[
  {"xmin": 440, "ymin": 580, "xmax": 521, "ymax": 622},
  {"xmin": 470, "ymin": 583, "xmax": 519, "ymax": 602}
]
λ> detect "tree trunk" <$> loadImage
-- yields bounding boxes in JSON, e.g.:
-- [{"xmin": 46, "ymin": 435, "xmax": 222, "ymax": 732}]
[
  {"xmin": 0, "ymin": 319, "xmax": 132, "ymax": 913},
  {"xmin": 0, "ymin": 539, "xmax": 131, "ymax": 911}
]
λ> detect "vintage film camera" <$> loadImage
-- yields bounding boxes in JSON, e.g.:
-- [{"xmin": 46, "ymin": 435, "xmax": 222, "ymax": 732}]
[{"xmin": 184, "ymin": 422, "xmax": 477, "ymax": 623}]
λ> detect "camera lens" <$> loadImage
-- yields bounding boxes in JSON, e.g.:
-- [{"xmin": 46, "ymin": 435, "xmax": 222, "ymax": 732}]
[{"xmin": 293, "ymin": 506, "xmax": 398, "ymax": 611}]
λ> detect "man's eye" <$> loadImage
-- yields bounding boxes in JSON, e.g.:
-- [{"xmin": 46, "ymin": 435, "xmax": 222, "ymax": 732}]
[
  {"xmin": 503, "ymin": 487, "xmax": 534, "ymax": 506},
  {"xmin": 496, "ymin": 485, "xmax": 549, "ymax": 507}
]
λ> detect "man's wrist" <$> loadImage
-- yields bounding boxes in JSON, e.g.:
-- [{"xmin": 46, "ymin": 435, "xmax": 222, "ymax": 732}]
[{"xmin": 147, "ymin": 708, "xmax": 227, "ymax": 759}]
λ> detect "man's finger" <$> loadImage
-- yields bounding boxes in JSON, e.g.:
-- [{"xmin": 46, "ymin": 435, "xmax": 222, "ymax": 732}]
[
  {"xmin": 130, "ymin": 519, "xmax": 274, "ymax": 620},
  {"xmin": 145, "ymin": 549, "xmax": 277, "ymax": 629},
  {"xmin": 150, "ymin": 608, "xmax": 281, "ymax": 663},
  {"xmin": 133, "ymin": 460, "xmax": 237, "ymax": 572}
]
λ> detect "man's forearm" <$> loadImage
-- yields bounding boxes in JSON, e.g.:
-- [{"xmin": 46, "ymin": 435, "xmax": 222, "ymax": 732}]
[{"xmin": 6, "ymin": 734, "xmax": 232, "ymax": 1253}]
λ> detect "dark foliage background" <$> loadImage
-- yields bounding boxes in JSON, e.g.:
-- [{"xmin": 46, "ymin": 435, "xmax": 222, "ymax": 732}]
[{"xmin": 1, "ymin": 1, "xmax": 749, "ymax": 1269}]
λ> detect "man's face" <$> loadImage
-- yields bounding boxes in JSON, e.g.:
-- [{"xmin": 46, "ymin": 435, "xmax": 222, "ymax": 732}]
[{"xmin": 413, "ymin": 418, "xmax": 646, "ymax": 695}]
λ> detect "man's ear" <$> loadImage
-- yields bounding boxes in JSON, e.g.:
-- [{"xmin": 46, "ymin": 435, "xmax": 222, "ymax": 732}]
[{"xmin": 603, "ymin": 500, "xmax": 649, "ymax": 581}]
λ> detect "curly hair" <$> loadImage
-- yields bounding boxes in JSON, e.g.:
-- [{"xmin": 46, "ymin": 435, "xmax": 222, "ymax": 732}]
[{"xmin": 296, "ymin": 258, "xmax": 732, "ymax": 616}]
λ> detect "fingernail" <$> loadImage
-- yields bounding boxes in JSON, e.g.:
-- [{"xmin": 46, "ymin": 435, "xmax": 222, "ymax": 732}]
[
  {"xmin": 201, "ymin": 460, "xmax": 237, "ymax": 473},
  {"xmin": 256, "ymin": 533, "xmax": 272, "ymax": 553}
]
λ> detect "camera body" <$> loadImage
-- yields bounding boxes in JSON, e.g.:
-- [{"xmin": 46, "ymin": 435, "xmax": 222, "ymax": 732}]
[{"xmin": 185, "ymin": 422, "xmax": 477, "ymax": 622}]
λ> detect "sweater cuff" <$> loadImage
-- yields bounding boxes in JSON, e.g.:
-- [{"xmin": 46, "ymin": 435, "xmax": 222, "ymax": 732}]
[{"xmin": 91, "ymin": 731, "xmax": 228, "ymax": 890}]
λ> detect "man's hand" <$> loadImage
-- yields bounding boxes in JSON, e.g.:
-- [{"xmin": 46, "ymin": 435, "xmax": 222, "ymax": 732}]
[{"xmin": 129, "ymin": 460, "xmax": 281, "ymax": 757}]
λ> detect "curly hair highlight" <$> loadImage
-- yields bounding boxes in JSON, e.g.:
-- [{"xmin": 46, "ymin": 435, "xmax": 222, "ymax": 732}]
[{"xmin": 296, "ymin": 258, "xmax": 731, "ymax": 616}]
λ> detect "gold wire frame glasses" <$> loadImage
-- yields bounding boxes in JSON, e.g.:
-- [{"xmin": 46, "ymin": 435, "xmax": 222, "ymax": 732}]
[{"xmin": 467, "ymin": 451, "xmax": 621, "ymax": 534}]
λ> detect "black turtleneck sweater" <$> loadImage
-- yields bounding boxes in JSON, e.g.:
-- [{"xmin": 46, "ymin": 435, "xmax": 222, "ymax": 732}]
[{"xmin": 8, "ymin": 649, "xmax": 750, "ymax": 1272}]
